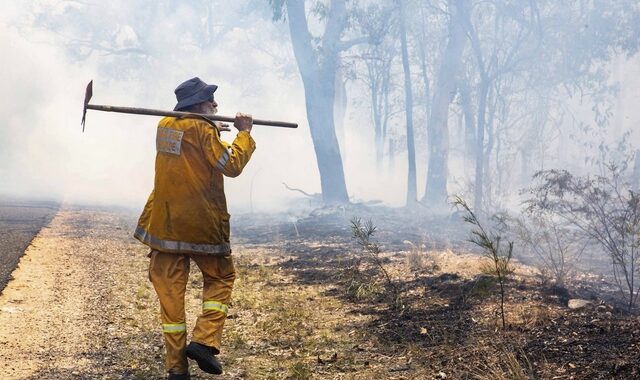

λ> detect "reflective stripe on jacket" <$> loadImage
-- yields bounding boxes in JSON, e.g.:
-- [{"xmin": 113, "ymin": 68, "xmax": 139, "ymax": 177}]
[{"xmin": 134, "ymin": 117, "xmax": 255, "ymax": 255}]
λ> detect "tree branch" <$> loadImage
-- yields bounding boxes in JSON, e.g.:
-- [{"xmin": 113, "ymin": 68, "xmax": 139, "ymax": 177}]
[
  {"xmin": 282, "ymin": 182, "xmax": 316, "ymax": 198},
  {"xmin": 338, "ymin": 36, "xmax": 369, "ymax": 51}
]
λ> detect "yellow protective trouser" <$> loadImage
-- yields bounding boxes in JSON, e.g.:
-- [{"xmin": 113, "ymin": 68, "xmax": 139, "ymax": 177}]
[{"xmin": 149, "ymin": 249, "xmax": 235, "ymax": 374}]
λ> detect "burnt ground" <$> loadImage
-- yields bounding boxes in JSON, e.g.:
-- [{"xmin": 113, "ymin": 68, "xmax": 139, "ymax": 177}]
[
  {"xmin": 0, "ymin": 199, "xmax": 58, "ymax": 293},
  {"xmin": 0, "ymin": 203, "xmax": 638, "ymax": 379},
  {"xmin": 232, "ymin": 205, "xmax": 640, "ymax": 379}
]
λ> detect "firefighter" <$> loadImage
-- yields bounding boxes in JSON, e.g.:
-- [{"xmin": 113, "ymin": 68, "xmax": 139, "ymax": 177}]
[{"xmin": 134, "ymin": 77, "xmax": 255, "ymax": 379}]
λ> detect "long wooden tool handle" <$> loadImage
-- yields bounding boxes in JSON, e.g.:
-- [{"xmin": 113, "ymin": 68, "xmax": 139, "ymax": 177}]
[{"xmin": 86, "ymin": 104, "xmax": 298, "ymax": 128}]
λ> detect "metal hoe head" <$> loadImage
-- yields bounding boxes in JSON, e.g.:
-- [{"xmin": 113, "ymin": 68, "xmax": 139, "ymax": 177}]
[{"xmin": 81, "ymin": 80, "xmax": 93, "ymax": 132}]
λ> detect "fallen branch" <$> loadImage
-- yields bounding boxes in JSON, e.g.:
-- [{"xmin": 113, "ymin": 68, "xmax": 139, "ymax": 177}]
[{"xmin": 282, "ymin": 182, "xmax": 315, "ymax": 198}]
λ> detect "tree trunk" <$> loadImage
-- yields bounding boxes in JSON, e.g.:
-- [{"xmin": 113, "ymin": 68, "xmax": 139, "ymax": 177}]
[
  {"xmin": 474, "ymin": 79, "xmax": 490, "ymax": 211},
  {"xmin": 370, "ymin": 64, "xmax": 383, "ymax": 169},
  {"xmin": 422, "ymin": 0, "xmax": 468, "ymax": 211},
  {"xmin": 366, "ymin": 47, "xmax": 389, "ymax": 171},
  {"xmin": 417, "ymin": 7, "xmax": 431, "ymax": 127},
  {"xmin": 304, "ymin": 79, "xmax": 350, "ymax": 204},
  {"xmin": 335, "ymin": 66, "xmax": 348, "ymax": 160},
  {"xmin": 459, "ymin": 79, "xmax": 476, "ymax": 177},
  {"xmin": 483, "ymin": 85, "xmax": 496, "ymax": 206},
  {"xmin": 399, "ymin": 0, "xmax": 417, "ymax": 206},
  {"xmin": 285, "ymin": 0, "xmax": 349, "ymax": 204},
  {"xmin": 381, "ymin": 61, "xmax": 392, "ymax": 170},
  {"xmin": 388, "ymin": 139, "xmax": 397, "ymax": 172}
]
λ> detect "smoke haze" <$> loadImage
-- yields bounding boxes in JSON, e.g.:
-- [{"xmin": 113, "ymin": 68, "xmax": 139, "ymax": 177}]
[{"xmin": 1, "ymin": 1, "xmax": 639, "ymax": 214}]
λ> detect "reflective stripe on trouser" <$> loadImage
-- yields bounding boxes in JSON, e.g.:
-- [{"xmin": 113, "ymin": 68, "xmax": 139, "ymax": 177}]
[
  {"xmin": 203, "ymin": 300, "xmax": 228, "ymax": 315},
  {"xmin": 149, "ymin": 249, "xmax": 236, "ymax": 373},
  {"xmin": 163, "ymin": 323, "xmax": 187, "ymax": 333}
]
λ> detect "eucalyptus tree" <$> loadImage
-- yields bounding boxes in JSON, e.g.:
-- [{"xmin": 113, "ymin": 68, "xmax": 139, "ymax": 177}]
[
  {"xmin": 270, "ymin": 0, "xmax": 371, "ymax": 204},
  {"xmin": 461, "ymin": 0, "xmax": 543, "ymax": 212},
  {"xmin": 458, "ymin": 0, "xmax": 640, "ymax": 211},
  {"xmin": 421, "ymin": 0, "xmax": 469, "ymax": 211},
  {"xmin": 353, "ymin": 3, "xmax": 397, "ymax": 170},
  {"xmin": 457, "ymin": 77, "xmax": 476, "ymax": 172},
  {"xmin": 398, "ymin": 0, "xmax": 418, "ymax": 206}
]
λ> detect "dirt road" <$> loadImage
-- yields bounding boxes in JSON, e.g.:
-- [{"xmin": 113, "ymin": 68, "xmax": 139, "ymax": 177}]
[
  {"xmin": 0, "ymin": 207, "xmax": 162, "ymax": 379},
  {"xmin": 0, "ymin": 207, "xmax": 381, "ymax": 379}
]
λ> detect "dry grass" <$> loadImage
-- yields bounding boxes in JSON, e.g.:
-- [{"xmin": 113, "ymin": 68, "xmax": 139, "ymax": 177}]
[
  {"xmin": 509, "ymin": 303, "xmax": 556, "ymax": 328},
  {"xmin": 404, "ymin": 242, "xmax": 440, "ymax": 273},
  {"xmin": 223, "ymin": 248, "xmax": 374, "ymax": 379},
  {"xmin": 471, "ymin": 350, "xmax": 534, "ymax": 380}
]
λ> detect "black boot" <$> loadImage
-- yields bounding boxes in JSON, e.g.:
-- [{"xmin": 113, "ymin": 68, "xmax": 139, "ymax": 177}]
[
  {"xmin": 168, "ymin": 373, "xmax": 190, "ymax": 380},
  {"xmin": 185, "ymin": 342, "xmax": 223, "ymax": 375}
]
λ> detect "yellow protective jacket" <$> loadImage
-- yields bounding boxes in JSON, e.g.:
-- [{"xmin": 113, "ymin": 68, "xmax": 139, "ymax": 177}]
[{"xmin": 134, "ymin": 117, "xmax": 255, "ymax": 255}]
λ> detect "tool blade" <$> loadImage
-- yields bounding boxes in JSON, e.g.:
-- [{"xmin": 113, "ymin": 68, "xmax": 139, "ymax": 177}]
[{"xmin": 81, "ymin": 80, "xmax": 93, "ymax": 132}]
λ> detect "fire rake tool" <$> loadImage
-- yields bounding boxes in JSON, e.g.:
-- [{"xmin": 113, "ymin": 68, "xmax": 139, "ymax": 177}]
[{"xmin": 81, "ymin": 80, "xmax": 298, "ymax": 132}]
